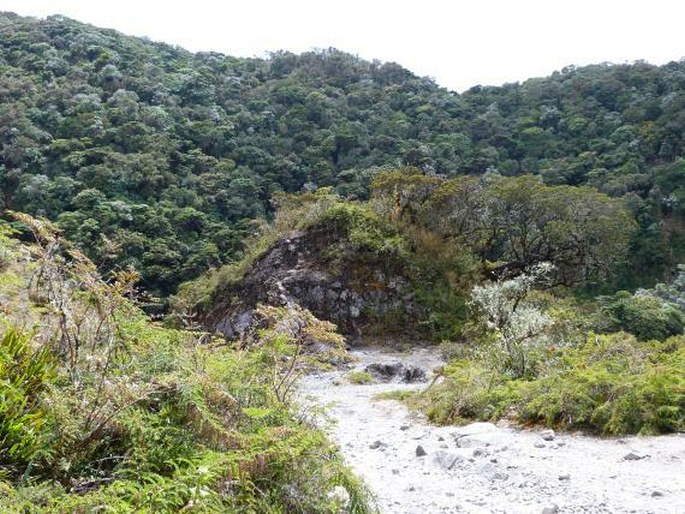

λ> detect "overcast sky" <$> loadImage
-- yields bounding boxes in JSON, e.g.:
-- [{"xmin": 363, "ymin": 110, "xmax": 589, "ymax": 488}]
[{"xmin": 3, "ymin": 0, "xmax": 685, "ymax": 92}]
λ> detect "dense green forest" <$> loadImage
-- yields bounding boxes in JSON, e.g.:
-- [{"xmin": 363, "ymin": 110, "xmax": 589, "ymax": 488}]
[
  {"xmin": 0, "ymin": 12, "xmax": 684, "ymax": 511},
  {"xmin": 2, "ymin": 12, "xmax": 685, "ymax": 298}
]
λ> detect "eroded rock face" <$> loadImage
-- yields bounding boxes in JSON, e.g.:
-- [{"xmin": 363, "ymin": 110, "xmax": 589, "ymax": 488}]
[{"xmin": 205, "ymin": 226, "xmax": 423, "ymax": 339}]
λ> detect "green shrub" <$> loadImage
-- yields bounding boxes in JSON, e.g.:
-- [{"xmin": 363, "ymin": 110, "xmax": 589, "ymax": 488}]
[
  {"xmin": 515, "ymin": 333, "xmax": 685, "ymax": 434},
  {"xmin": 374, "ymin": 390, "xmax": 416, "ymax": 402},
  {"xmin": 0, "ymin": 219, "xmax": 375, "ymax": 513},
  {"xmin": 598, "ymin": 291, "xmax": 684, "ymax": 341},
  {"xmin": 415, "ymin": 333, "xmax": 685, "ymax": 435},
  {"xmin": 413, "ymin": 360, "xmax": 508, "ymax": 425},
  {"xmin": 0, "ymin": 329, "xmax": 54, "ymax": 476},
  {"xmin": 318, "ymin": 203, "xmax": 409, "ymax": 265},
  {"xmin": 347, "ymin": 371, "xmax": 374, "ymax": 385}
]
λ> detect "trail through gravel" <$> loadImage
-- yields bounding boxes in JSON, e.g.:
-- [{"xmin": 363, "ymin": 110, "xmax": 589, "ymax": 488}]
[{"xmin": 298, "ymin": 347, "xmax": 685, "ymax": 513}]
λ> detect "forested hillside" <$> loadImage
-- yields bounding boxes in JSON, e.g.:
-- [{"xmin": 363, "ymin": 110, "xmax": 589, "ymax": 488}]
[
  {"xmin": 2, "ymin": 12, "xmax": 685, "ymax": 296},
  {"xmin": 0, "ymin": 12, "xmax": 684, "ymax": 511}
]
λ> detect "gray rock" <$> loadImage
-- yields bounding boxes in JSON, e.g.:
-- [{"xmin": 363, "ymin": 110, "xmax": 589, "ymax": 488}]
[
  {"xmin": 326, "ymin": 486, "xmax": 351, "ymax": 509},
  {"xmin": 651, "ymin": 491, "xmax": 664, "ymax": 497},
  {"xmin": 542, "ymin": 504, "xmax": 559, "ymax": 514},
  {"xmin": 433, "ymin": 451, "xmax": 462, "ymax": 470},
  {"xmin": 365, "ymin": 362, "xmax": 427, "ymax": 383},
  {"xmin": 400, "ymin": 424, "xmax": 410, "ymax": 431},
  {"xmin": 369, "ymin": 440, "xmax": 384, "ymax": 450},
  {"xmin": 558, "ymin": 474, "xmax": 571, "ymax": 481},
  {"xmin": 624, "ymin": 452, "xmax": 646, "ymax": 461},
  {"xmin": 534, "ymin": 442, "xmax": 546, "ymax": 448},
  {"xmin": 416, "ymin": 445, "xmax": 427, "ymax": 457},
  {"xmin": 540, "ymin": 429, "xmax": 555, "ymax": 441},
  {"xmin": 456, "ymin": 435, "xmax": 489, "ymax": 448}
]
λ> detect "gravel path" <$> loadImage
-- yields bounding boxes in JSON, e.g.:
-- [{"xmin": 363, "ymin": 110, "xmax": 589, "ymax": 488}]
[{"xmin": 298, "ymin": 347, "xmax": 685, "ymax": 514}]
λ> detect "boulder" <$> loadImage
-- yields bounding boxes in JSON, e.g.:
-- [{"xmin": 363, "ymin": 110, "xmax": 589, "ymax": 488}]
[
  {"xmin": 433, "ymin": 451, "xmax": 462, "ymax": 470},
  {"xmin": 540, "ymin": 429, "xmax": 555, "ymax": 441},
  {"xmin": 365, "ymin": 362, "xmax": 427, "ymax": 383}
]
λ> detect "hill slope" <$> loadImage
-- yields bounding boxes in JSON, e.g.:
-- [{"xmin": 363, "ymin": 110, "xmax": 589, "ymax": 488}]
[
  {"xmin": 2, "ymin": 12, "xmax": 685, "ymax": 295},
  {"xmin": 0, "ymin": 215, "xmax": 372, "ymax": 512}
]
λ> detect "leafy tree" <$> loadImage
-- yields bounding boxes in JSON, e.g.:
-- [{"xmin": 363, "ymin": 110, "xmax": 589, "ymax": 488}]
[
  {"xmin": 485, "ymin": 175, "xmax": 636, "ymax": 285},
  {"xmin": 372, "ymin": 170, "xmax": 635, "ymax": 287}
]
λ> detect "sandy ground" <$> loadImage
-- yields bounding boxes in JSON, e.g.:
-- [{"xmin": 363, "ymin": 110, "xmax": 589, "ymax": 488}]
[{"xmin": 298, "ymin": 347, "xmax": 685, "ymax": 514}]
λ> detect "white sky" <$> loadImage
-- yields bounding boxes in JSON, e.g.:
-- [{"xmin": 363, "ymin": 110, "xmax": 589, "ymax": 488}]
[{"xmin": 2, "ymin": 0, "xmax": 685, "ymax": 92}]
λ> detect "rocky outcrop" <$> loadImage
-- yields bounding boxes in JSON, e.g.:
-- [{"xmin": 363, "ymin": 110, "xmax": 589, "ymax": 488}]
[{"xmin": 204, "ymin": 223, "xmax": 423, "ymax": 340}]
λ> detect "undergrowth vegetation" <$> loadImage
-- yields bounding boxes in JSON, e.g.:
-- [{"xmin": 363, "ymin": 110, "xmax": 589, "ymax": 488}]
[
  {"xmin": 346, "ymin": 371, "xmax": 374, "ymax": 385},
  {"xmin": 410, "ymin": 269, "xmax": 685, "ymax": 435},
  {"xmin": 0, "ymin": 217, "xmax": 374, "ymax": 513},
  {"xmin": 416, "ymin": 333, "xmax": 684, "ymax": 435}
]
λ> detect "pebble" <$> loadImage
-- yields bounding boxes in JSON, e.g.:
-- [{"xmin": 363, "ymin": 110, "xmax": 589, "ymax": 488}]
[
  {"xmin": 416, "ymin": 445, "xmax": 427, "ymax": 457},
  {"xmin": 558, "ymin": 474, "xmax": 571, "ymax": 481},
  {"xmin": 624, "ymin": 452, "xmax": 646, "ymax": 461},
  {"xmin": 651, "ymin": 491, "xmax": 664, "ymax": 497},
  {"xmin": 534, "ymin": 442, "xmax": 546, "ymax": 448},
  {"xmin": 541, "ymin": 504, "xmax": 559, "ymax": 514},
  {"xmin": 369, "ymin": 440, "xmax": 384, "ymax": 449}
]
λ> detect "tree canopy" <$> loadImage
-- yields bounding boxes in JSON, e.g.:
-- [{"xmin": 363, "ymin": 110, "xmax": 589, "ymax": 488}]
[
  {"xmin": 371, "ymin": 170, "xmax": 634, "ymax": 286},
  {"xmin": 0, "ymin": 12, "xmax": 684, "ymax": 295}
]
